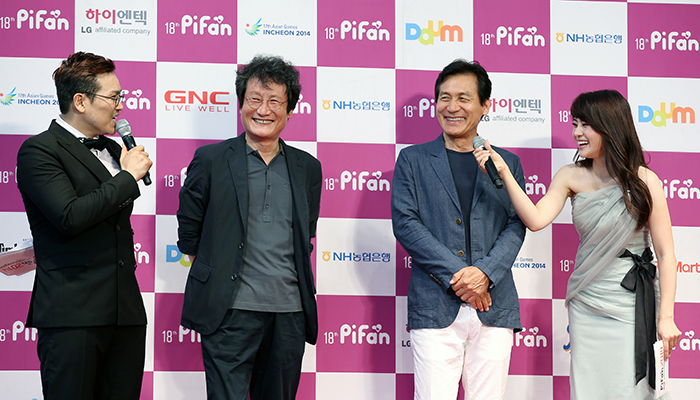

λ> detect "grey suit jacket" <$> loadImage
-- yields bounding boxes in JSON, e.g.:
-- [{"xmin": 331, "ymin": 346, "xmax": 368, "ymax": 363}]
[
  {"xmin": 177, "ymin": 134, "xmax": 322, "ymax": 343},
  {"xmin": 391, "ymin": 134, "xmax": 526, "ymax": 331}
]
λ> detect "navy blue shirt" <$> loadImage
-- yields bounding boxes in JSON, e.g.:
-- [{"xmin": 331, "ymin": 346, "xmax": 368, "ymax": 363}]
[{"xmin": 446, "ymin": 148, "xmax": 478, "ymax": 266}]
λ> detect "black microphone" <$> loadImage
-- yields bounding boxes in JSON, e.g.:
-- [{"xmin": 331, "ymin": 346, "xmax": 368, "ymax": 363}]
[
  {"xmin": 115, "ymin": 119, "xmax": 152, "ymax": 186},
  {"xmin": 472, "ymin": 136, "xmax": 503, "ymax": 189}
]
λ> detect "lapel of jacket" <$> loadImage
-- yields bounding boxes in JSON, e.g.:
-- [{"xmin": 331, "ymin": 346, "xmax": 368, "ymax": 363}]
[
  {"xmin": 50, "ymin": 120, "xmax": 114, "ymax": 184},
  {"xmin": 227, "ymin": 135, "xmax": 249, "ymax": 233},
  {"xmin": 429, "ymin": 134, "xmax": 461, "ymax": 211},
  {"xmin": 471, "ymin": 158, "xmax": 489, "ymax": 212},
  {"xmin": 282, "ymin": 140, "xmax": 309, "ymax": 241}
]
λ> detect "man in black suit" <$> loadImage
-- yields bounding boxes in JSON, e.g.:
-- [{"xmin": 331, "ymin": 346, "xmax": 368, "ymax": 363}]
[
  {"xmin": 16, "ymin": 52, "xmax": 152, "ymax": 400},
  {"xmin": 177, "ymin": 55, "xmax": 322, "ymax": 400}
]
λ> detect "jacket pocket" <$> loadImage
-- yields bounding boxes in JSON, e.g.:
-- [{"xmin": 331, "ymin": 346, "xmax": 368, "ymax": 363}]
[{"xmin": 189, "ymin": 261, "xmax": 212, "ymax": 282}]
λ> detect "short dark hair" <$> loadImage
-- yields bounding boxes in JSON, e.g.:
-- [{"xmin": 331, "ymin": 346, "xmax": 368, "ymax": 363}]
[
  {"xmin": 235, "ymin": 55, "xmax": 301, "ymax": 113},
  {"xmin": 434, "ymin": 59, "xmax": 491, "ymax": 106},
  {"xmin": 53, "ymin": 52, "xmax": 116, "ymax": 114},
  {"xmin": 571, "ymin": 89, "xmax": 652, "ymax": 230}
]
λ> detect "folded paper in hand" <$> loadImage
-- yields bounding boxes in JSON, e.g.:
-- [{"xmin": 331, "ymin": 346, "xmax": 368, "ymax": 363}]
[{"xmin": 0, "ymin": 239, "xmax": 36, "ymax": 277}]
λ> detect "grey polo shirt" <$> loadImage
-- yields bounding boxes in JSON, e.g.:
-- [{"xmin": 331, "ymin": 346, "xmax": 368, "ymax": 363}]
[{"xmin": 230, "ymin": 143, "xmax": 303, "ymax": 312}]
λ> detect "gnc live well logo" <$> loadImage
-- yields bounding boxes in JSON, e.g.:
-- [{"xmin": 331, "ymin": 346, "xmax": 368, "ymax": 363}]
[{"xmin": 164, "ymin": 90, "xmax": 231, "ymax": 113}]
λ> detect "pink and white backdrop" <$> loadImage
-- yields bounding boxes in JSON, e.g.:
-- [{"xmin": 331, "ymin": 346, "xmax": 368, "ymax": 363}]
[{"xmin": 1, "ymin": 0, "xmax": 699, "ymax": 399}]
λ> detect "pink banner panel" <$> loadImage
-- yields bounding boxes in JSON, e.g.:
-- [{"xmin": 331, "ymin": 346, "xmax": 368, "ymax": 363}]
[{"xmin": 157, "ymin": 0, "xmax": 237, "ymax": 63}]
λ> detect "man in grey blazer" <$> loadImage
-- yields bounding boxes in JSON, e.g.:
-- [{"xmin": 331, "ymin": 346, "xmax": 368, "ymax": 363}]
[
  {"xmin": 177, "ymin": 55, "xmax": 322, "ymax": 400},
  {"xmin": 391, "ymin": 60, "xmax": 526, "ymax": 400}
]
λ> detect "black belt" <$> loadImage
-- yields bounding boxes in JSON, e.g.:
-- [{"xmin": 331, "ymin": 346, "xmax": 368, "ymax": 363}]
[{"xmin": 619, "ymin": 247, "xmax": 656, "ymax": 389}]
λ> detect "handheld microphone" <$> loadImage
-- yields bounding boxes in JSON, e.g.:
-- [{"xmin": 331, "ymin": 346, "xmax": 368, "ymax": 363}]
[
  {"xmin": 115, "ymin": 119, "xmax": 152, "ymax": 186},
  {"xmin": 472, "ymin": 136, "xmax": 503, "ymax": 189}
]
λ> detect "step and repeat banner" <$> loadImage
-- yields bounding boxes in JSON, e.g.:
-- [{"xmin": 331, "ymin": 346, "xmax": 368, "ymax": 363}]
[{"xmin": 1, "ymin": 0, "xmax": 700, "ymax": 399}]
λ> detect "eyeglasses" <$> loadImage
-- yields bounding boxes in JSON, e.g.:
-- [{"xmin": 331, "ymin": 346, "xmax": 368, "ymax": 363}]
[
  {"xmin": 245, "ymin": 96, "xmax": 287, "ymax": 111},
  {"xmin": 84, "ymin": 92, "xmax": 125, "ymax": 107}
]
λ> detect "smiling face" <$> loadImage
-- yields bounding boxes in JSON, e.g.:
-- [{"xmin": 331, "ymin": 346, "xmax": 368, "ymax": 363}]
[
  {"xmin": 436, "ymin": 73, "xmax": 491, "ymax": 144},
  {"xmin": 80, "ymin": 72, "xmax": 123, "ymax": 138},
  {"xmin": 572, "ymin": 117, "xmax": 604, "ymax": 159},
  {"xmin": 240, "ymin": 77, "xmax": 293, "ymax": 145}
]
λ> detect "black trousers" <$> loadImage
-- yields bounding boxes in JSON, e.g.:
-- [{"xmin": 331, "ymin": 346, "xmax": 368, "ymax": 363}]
[
  {"xmin": 201, "ymin": 309, "xmax": 306, "ymax": 400},
  {"xmin": 37, "ymin": 324, "xmax": 146, "ymax": 400}
]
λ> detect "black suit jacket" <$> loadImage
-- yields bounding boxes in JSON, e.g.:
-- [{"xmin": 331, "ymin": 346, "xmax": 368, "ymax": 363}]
[
  {"xmin": 177, "ymin": 134, "xmax": 322, "ymax": 344},
  {"xmin": 16, "ymin": 120, "xmax": 147, "ymax": 328}
]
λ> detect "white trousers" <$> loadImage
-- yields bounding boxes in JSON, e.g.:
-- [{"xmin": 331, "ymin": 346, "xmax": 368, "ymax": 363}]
[{"xmin": 411, "ymin": 304, "xmax": 513, "ymax": 400}]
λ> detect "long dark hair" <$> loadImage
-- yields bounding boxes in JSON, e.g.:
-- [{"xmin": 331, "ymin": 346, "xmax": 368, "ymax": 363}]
[{"xmin": 570, "ymin": 89, "xmax": 652, "ymax": 230}]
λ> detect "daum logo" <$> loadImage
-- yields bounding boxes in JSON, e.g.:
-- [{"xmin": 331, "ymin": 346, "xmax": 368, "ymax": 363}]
[
  {"xmin": 638, "ymin": 103, "xmax": 695, "ymax": 127},
  {"xmin": 405, "ymin": 20, "xmax": 463, "ymax": 45},
  {"xmin": 162, "ymin": 14, "xmax": 232, "ymax": 36},
  {"xmin": 484, "ymin": 25, "xmax": 544, "ymax": 47},
  {"xmin": 0, "ymin": 88, "xmax": 17, "ymax": 106},
  {"xmin": 164, "ymin": 90, "xmax": 230, "ymax": 112},
  {"xmin": 166, "ymin": 244, "xmax": 193, "ymax": 267},
  {"xmin": 8, "ymin": 9, "xmax": 70, "ymax": 31},
  {"xmin": 324, "ymin": 170, "xmax": 390, "ymax": 192},
  {"xmin": 324, "ymin": 323, "xmax": 391, "ymax": 345},
  {"xmin": 662, "ymin": 179, "xmax": 699, "ymax": 200},
  {"xmin": 515, "ymin": 326, "xmax": 548, "ymax": 348},
  {"xmin": 337, "ymin": 20, "xmax": 390, "ymax": 41},
  {"xmin": 678, "ymin": 330, "xmax": 699, "ymax": 352}
]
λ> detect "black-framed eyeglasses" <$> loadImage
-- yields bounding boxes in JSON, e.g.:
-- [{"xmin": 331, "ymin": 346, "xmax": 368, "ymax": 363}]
[
  {"xmin": 84, "ymin": 92, "xmax": 125, "ymax": 107},
  {"xmin": 245, "ymin": 96, "xmax": 287, "ymax": 111}
]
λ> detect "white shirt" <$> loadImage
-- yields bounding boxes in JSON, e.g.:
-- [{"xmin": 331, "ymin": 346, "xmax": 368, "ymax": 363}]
[{"xmin": 55, "ymin": 116, "xmax": 121, "ymax": 177}]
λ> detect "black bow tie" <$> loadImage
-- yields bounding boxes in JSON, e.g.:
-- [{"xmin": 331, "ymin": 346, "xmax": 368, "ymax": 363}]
[{"xmin": 80, "ymin": 136, "xmax": 110, "ymax": 151}]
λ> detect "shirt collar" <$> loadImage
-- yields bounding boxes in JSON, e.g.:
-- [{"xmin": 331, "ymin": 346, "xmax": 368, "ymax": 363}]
[
  {"xmin": 245, "ymin": 141, "xmax": 286, "ymax": 157},
  {"xmin": 55, "ymin": 115, "xmax": 91, "ymax": 141}
]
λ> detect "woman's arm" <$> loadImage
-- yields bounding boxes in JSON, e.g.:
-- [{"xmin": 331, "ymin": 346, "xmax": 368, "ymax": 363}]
[
  {"xmin": 642, "ymin": 167, "xmax": 681, "ymax": 360},
  {"xmin": 474, "ymin": 140, "xmax": 572, "ymax": 231}
]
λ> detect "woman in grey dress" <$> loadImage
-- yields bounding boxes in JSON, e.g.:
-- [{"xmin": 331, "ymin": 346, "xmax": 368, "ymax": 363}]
[{"xmin": 474, "ymin": 90, "xmax": 681, "ymax": 399}]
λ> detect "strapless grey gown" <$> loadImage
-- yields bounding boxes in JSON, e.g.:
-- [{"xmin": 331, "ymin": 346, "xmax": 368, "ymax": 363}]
[{"xmin": 566, "ymin": 185, "xmax": 667, "ymax": 400}]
